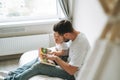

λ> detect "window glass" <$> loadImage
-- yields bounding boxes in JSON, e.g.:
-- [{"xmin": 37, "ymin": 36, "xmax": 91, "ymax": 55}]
[{"xmin": 0, "ymin": 0, "xmax": 64, "ymax": 22}]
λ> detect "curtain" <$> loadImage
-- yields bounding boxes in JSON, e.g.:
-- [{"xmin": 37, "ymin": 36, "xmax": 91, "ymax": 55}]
[{"xmin": 58, "ymin": 0, "xmax": 71, "ymax": 20}]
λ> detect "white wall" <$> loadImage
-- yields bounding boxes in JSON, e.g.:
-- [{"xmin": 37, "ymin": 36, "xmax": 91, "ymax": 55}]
[
  {"xmin": 72, "ymin": 0, "xmax": 108, "ymax": 47},
  {"xmin": 72, "ymin": 1, "xmax": 120, "ymax": 80}
]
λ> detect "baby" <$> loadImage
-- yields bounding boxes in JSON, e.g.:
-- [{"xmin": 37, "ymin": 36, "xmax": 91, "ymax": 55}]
[{"xmin": 48, "ymin": 32, "xmax": 69, "ymax": 62}]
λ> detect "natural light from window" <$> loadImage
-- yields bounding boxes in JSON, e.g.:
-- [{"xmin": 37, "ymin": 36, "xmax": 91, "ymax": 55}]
[{"xmin": 0, "ymin": 0, "xmax": 64, "ymax": 22}]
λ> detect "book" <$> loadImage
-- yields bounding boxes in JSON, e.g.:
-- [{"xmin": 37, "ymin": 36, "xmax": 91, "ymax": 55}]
[{"xmin": 39, "ymin": 48, "xmax": 55, "ymax": 66}]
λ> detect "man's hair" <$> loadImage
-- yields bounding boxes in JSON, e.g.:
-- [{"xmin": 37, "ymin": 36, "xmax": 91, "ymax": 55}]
[{"xmin": 53, "ymin": 20, "xmax": 74, "ymax": 35}]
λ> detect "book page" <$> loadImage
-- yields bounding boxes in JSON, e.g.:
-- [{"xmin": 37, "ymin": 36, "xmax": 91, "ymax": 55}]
[{"xmin": 39, "ymin": 48, "xmax": 55, "ymax": 66}]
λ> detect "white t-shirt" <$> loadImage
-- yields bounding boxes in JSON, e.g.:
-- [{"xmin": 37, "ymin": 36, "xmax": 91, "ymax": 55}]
[{"xmin": 68, "ymin": 32, "xmax": 90, "ymax": 79}]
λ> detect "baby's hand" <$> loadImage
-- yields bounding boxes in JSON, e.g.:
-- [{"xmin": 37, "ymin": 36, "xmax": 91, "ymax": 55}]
[
  {"xmin": 51, "ymin": 52, "xmax": 58, "ymax": 56},
  {"xmin": 47, "ymin": 51, "xmax": 57, "ymax": 55},
  {"xmin": 47, "ymin": 52, "xmax": 53, "ymax": 55}
]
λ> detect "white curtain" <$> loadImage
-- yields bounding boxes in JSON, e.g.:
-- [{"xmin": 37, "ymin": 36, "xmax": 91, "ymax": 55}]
[{"xmin": 58, "ymin": 0, "xmax": 71, "ymax": 20}]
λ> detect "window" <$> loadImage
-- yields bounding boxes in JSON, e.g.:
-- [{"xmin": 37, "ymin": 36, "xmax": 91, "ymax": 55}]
[{"xmin": 0, "ymin": 0, "xmax": 64, "ymax": 22}]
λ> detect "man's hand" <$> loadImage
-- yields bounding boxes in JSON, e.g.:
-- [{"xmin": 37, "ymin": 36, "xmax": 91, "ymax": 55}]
[
  {"xmin": 42, "ymin": 53, "xmax": 78, "ymax": 75},
  {"xmin": 42, "ymin": 54, "xmax": 57, "ymax": 61}
]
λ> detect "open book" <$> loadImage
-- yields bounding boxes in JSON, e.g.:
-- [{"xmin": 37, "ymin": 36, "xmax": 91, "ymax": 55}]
[{"xmin": 39, "ymin": 48, "xmax": 55, "ymax": 66}]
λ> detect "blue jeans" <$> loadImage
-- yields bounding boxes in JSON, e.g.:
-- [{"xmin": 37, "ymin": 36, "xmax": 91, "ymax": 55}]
[{"xmin": 4, "ymin": 58, "xmax": 75, "ymax": 80}]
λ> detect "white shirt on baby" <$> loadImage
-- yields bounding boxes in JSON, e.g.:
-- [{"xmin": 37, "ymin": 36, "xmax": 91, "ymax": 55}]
[
  {"xmin": 68, "ymin": 32, "xmax": 90, "ymax": 79},
  {"xmin": 55, "ymin": 42, "xmax": 68, "ymax": 51},
  {"xmin": 55, "ymin": 42, "xmax": 69, "ymax": 56},
  {"xmin": 48, "ymin": 42, "xmax": 69, "ymax": 56}
]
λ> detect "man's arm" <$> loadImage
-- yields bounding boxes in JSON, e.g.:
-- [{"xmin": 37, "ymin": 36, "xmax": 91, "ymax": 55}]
[
  {"xmin": 45, "ymin": 54, "xmax": 78, "ymax": 75},
  {"xmin": 55, "ymin": 56, "xmax": 78, "ymax": 75}
]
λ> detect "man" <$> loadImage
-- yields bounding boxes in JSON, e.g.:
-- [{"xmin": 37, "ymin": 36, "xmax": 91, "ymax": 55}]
[{"xmin": 4, "ymin": 20, "xmax": 90, "ymax": 80}]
